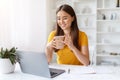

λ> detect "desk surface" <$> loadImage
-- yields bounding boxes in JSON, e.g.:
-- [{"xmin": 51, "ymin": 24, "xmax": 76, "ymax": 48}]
[{"xmin": 0, "ymin": 63, "xmax": 120, "ymax": 80}]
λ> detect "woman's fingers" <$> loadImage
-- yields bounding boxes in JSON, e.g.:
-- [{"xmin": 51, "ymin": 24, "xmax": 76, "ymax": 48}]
[
  {"xmin": 51, "ymin": 39, "xmax": 56, "ymax": 48},
  {"xmin": 64, "ymin": 34, "xmax": 71, "ymax": 44}
]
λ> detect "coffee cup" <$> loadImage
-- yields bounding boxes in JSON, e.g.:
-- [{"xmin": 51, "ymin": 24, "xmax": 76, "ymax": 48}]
[{"xmin": 54, "ymin": 36, "xmax": 65, "ymax": 49}]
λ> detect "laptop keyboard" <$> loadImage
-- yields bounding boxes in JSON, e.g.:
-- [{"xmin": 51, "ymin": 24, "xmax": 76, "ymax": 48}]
[
  {"xmin": 49, "ymin": 68, "xmax": 65, "ymax": 78},
  {"xmin": 50, "ymin": 71, "xmax": 57, "ymax": 76}
]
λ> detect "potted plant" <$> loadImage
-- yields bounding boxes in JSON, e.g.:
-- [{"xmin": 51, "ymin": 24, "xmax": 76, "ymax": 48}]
[{"xmin": 0, "ymin": 47, "xmax": 17, "ymax": 74}]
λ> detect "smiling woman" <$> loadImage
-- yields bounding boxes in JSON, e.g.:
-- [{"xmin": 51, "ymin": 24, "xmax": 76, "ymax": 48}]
[
  {"xmin": 45, "ymin": 4, "xmax": 90, "ymax": 66},
  {"xmin": 0, "ymin": 0, "xmax": 47, "ymax": 52}
]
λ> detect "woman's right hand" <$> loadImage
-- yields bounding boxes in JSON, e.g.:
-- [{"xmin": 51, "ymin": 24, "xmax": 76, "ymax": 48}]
[
  {"xmin": 50, "ymin": 36, "xmax": 65, "ymax": 49},
  {"xmin": 46, "ymin": 39, "xmax": 55, "ymax": 64}
]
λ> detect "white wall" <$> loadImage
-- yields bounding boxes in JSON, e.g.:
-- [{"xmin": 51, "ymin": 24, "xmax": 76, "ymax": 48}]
[
  {"xmin": 0, "ymin": 0, "xmax": 12, "ymax": 47},
  {"xmin": 0, "ymin": 0, "xmax": 47, "ymax": 52}
]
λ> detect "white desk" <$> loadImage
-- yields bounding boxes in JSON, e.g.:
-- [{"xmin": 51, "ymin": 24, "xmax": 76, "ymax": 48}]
[{"xmin": 0, "ymin": 63, "xmax": 120, "ymax": 80}]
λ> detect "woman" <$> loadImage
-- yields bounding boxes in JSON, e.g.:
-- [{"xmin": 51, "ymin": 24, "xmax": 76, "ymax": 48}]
[{"xmin": 46, "ymin": 4, "xmax": 90, "ymax": 66}]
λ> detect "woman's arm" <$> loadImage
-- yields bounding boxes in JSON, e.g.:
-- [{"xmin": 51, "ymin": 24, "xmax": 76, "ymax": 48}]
[
  {"xmin": 70, "ymin": 46, "xmax": 90, "ymax": 66},
  {"xmin": 45, "ymin": 37, "xmax": 59, "ymax": 63},
  {"xmin": 46, "ymin": 31, "xmax": 58, "ymax": 63},
  {"xmin": 64, "ymin": 34, "xmax": 90, "ymax": 66},
  {"xmin": 45, "ymin": 41, "xmax": 54, "ymax": 64}
]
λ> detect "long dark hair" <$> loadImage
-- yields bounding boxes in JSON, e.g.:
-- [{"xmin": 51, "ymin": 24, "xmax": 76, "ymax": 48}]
[{"xmin": 55, "ymin": 4, "xmax": 80, "ymax": 51}]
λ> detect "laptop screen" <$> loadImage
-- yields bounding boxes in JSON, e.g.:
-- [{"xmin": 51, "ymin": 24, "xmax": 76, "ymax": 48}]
[{"xmin": 16, "ymin": 51, "xmax": 65, "ymax": 78}]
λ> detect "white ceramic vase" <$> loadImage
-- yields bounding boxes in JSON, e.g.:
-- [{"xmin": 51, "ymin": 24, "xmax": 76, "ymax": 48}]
[{"xmin": 0, "ymin": 59, "xmax": 15, "ymax": 74}]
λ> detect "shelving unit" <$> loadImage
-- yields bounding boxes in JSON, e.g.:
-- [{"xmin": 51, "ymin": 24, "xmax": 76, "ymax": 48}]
[
  {"xmin": 96, "ymin": 0, "xmax": 120, "ymax": 66},
  {"xmin": 47, "ymin": 0, "xmax": 120, "ymax": 66}
]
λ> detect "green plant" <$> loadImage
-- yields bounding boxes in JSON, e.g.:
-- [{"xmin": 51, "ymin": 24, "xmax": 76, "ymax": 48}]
[{"xmin": 0, "ymin": 47, "xmax": 17, "ymax": 65}]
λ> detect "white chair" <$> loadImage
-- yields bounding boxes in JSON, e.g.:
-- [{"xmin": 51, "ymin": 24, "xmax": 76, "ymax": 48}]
[{"xmin": 89, "ymin": 46, "xmax": 95, "ymax": 66}]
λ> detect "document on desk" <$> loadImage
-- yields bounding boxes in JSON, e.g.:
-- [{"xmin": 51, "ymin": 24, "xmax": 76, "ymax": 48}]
[
  {"xmin": 69, "ymin": 66, "xmax": 114, "ymax": 74},
  {"xmin": 94, "ymin": 66, "xmax": 114, "ymax": 74},
  {"xmin": 70, "ymin": 67, "xmax": 96, "ymax": 74}
]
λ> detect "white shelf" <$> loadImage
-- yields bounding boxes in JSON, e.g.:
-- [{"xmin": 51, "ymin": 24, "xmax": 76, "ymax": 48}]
[
  {"xmin": 96, "ymin": 0, "xmax": 120, "ymax": 66},
  {"xmin": 97, "ymin": 20, "xmax": 120, "ymax": 22},
  {"xmin": 97, "ymin": 43, "xmax": 120, "ymax": 46},
  {"xmin": 97, "ymin": 8, "xmax": 120, "ymax": 10},
  {"xmin": 97, "ymin": 54, "xmax": 120, "ymax": 57},
  {"xmin": 97, "ymin": 32, "xmax": 120, "ymax": 34}
]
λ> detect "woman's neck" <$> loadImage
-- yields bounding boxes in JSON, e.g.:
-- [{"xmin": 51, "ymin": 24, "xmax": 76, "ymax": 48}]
[{"xmin": 63, "ymin": 28, "xmax": 71, "ymax": 35}]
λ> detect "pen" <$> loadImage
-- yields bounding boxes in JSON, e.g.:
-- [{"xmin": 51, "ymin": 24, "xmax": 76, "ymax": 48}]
[{"xmin": 68, "ymin": 68, "xmax": 70, "ymax": 74}]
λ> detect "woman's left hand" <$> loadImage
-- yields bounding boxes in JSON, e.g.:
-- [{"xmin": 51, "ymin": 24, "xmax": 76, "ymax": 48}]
[{"xmin": 64, "ymin": 34, "xmax": 75, "ymax": 50}]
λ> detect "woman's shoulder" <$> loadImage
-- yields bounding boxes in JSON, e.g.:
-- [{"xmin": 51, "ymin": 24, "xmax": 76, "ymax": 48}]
[
  {"xmin": 48, "ymin": 30, "xmax": 56, "ymax": 42},
  {"xmin": 79, "ymin": 30, "xmax": 87, "ymax": 36},
  {"xmin": 49, "ymin": 30, "xmax": 56, "ymax": 37},
  {"xmin": 78, "ymin": 30, "xmax": 88, "ymax": 45},
  {"xmin": 50, "ymin": 30, "xmax": 56, "ymax": 35}
]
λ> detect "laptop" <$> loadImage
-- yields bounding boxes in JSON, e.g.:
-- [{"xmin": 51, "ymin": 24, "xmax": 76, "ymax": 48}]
[{"xmin": 16, "ymin": 51, "xmax": 65, "ymax": 78}]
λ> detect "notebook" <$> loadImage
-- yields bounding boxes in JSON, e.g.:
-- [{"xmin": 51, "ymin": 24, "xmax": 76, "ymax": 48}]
[{"xmin": 16, "ymin": 51, "xmax": 65, "ymax": 78}]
